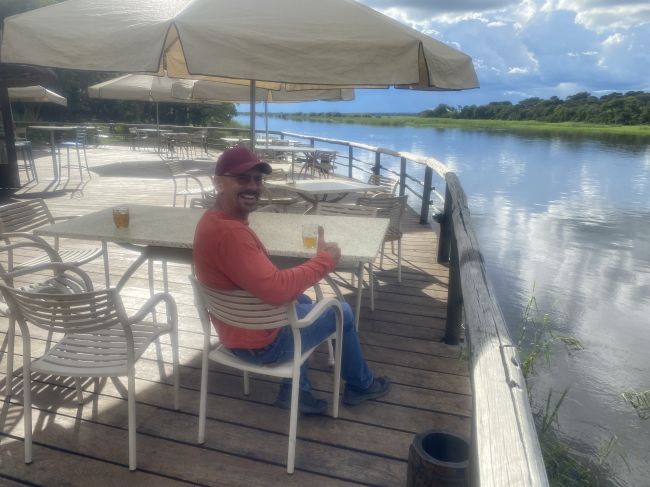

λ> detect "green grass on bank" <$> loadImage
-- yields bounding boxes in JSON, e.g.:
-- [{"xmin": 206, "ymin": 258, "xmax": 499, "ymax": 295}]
[{"xmin": 277, "ymin": 114, "xmax": 650, "ymax": 137}]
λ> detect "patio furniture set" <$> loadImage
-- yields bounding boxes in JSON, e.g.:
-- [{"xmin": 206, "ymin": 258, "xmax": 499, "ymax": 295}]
[{"xmin": 0, "ymin": 184, "xmax": 406, "ymax": 473}]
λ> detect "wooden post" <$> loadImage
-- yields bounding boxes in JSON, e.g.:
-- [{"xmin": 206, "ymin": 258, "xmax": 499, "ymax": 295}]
[
  {"xmin": 348, "ymin": 145, "xmax": 353, "ymax": 178},
  {"xmin": 373, "ymin": 151, "xmax": 380, "ymax": 175},
  {"xmin": 444, "ymin": 232, "xmax": 462, "ymax": 345},
  {"xmin": 419, "ymin": 166, "xmax": 433, "ymax": 224},
  {"xmin": 0, "ymin": 81, "xmax": 21, "ymax": 189},
  {"xmin": 437, "ymin": 181, "xmax": 452, "ymax": 263},
  {"xmin": 399, "ymin": 157, "xmax": 407, "ymax": 196}
]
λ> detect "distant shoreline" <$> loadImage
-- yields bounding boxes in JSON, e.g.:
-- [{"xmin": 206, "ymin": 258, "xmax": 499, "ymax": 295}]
[{"xmin": 261, "ymin": 114, "xmax": 650, "ymax": 137}]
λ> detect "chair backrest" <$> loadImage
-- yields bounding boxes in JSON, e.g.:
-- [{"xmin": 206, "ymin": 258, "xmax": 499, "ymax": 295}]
[
  {"xmin": 166, "ymin": 160, "xmax": 187, "ymax": 177},
  {"xmin": 74, "ymin": 129, "xmax": 87, "ymax": 144},
  {"xmin": 367, "ymin": 174, "xmax": 399, "ymax": 195},
  {"xmin": 316, "ymin": 202, "xmax": 377, "ymax": 218},
  {"xmin": 190, "ymin": 276, "xmax": 293, "ymax": 335},
  {"xmin": 0, "ymin": 264, "xmax": 123, "ymax": 336},
  {"xmin": 189, "ymin": 193, "xmax": 217, "ymax": 209},
  {"xmin": 356, "ymin": 194, "xmax": 408, "ymax": 236},
  {"xmin": 0, "ymin": 199, "xmax": 54, "ymax": 233}
]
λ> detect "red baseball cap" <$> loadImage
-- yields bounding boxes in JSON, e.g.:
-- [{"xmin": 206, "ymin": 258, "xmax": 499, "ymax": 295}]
[{"xmin": 215, "ymin": 146, "xmax": 272, "ymax": 176}]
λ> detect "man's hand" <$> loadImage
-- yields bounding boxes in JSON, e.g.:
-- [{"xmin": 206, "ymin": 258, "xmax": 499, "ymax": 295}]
[{"xmin": 317, "ymin": 225, "xmax": 341, "ymax": 265}]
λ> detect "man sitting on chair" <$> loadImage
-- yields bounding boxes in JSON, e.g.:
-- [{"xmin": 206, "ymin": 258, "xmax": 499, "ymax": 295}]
[{"xmin": 193, "ymin": 146, "xmax": 390, "ymax": 414}]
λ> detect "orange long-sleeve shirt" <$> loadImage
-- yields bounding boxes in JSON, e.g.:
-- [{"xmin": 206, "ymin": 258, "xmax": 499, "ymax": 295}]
[{"xmin": 193, "ymin": 209, "xmax": 336, "ymax": 349}]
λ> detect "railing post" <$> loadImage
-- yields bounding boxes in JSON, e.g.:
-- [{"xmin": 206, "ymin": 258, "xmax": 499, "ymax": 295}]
[
  {"xmin": 373, "ymin": 152, "xmax": 381, "ymax": 175},
  {"xmin": 310, "ymin": 138, "xmax": 315, "ymax": 148},
  {"xmin": 444, "ymin": 229, "xmax": 462, "ymax": 345},
  {"xmin": 437, "ymin": 181, "xmax": 451, "ymax": 263},
  {"xmin": 419, "ymin": 166, "xmax": 433, "ymax": 224},
  {"xmin": 348, "ymin": 145, "xmax": 353, "ymax": 178},
  {"xmin": 399, "ymin": 157, "xmax": 407, "ymax": 196}
]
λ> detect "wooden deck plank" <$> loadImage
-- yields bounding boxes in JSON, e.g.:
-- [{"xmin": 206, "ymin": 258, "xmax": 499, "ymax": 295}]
[{"xmin": 0, "ymin": 144, "xmax": 467, "ymax": 486}]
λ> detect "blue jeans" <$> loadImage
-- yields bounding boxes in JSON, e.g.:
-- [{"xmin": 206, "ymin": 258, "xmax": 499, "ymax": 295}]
[{"xmin": 230, "ymin": 294, "xmax": 374, "ymax": 392}]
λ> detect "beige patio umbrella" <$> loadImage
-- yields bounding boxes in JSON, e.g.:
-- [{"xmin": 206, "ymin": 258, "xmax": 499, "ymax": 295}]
[
  {"xmin": 0, "ymin": 0, "xmax": 479, "ymax": 139},
  {"xmin": 87, "ymin": 74, "xmax": 226, "ymax": 131},
  {"xmin": 8, "ymin": 85, "xmax": 67, "ymax": 106},
  {"xmin": 171, "ymin": 78, "xmax": 355, "ymax": 141}
]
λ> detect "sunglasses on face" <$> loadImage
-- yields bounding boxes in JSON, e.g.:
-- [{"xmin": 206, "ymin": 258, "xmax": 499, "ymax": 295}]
[{"xmin": 222, "ymin": 173, "xmax": 265, "ymax": 185}]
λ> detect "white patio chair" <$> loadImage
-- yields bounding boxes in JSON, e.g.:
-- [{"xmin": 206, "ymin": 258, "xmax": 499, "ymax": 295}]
[
  {"xmin": 190, "ymin": 276, "xmax": 343, "ymax": 474},
  {"xmin": 0, "ymin": 199, "xmax": 109, "ymax": 287},
  {"xmin": 0, "ymin": 262, "xmax": 180, "ymax": 472},
  {"xmin": 356, "ymin": 195, "xmax": 408, "ymax": 283},
  {"xmin": 366, "ymin": 174, "xmax": 399, "ymax": 196},
  {"xmin": 166, "ymin": 160, "xmax": 215, "ymax": 207},
  {"xmin": 316, "ymin": 202, "xmax": 379, "ymax": 313},
  {"xmin": 0, "ymin": 248, "xmax": 85, "ymax": 395}
]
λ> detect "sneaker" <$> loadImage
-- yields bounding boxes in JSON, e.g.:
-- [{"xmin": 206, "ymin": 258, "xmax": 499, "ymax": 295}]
[
  {"xmin": 273, "ymin": 384, "xmax": 328, "ymax": 415},
  {"xmin": 342, "ymin": 376, "xmax": 391, "ymax": 406}
]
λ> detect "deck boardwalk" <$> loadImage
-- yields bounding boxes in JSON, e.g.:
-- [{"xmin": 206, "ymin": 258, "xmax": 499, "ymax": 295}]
[{"xmin": 1, "ymin": 143, "xmax": 470, "ymax": 486}]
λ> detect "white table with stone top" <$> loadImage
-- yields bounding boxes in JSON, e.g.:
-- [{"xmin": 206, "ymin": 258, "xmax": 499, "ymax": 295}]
[
  {"xmin": 265, "ymin": 178, "xmax": 380, "ymax": 212},
  {"xmin": 36, "ymin": 204, "xmax": 389, "ymax": 324}
]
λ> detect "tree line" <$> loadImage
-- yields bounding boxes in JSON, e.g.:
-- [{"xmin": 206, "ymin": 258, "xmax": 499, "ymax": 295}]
[{"xmin": 421, "ymin": 91, "xmax": 650, "ymax": 125}]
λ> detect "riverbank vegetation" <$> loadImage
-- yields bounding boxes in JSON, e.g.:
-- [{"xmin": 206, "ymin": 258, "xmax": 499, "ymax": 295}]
[
  {"xmin": 517, "ymin": 293, "xmax": 628, "ymax": 486},
  {"xmin": 275, "ymin": 91, "xmax": 650, "ymax": 137}
]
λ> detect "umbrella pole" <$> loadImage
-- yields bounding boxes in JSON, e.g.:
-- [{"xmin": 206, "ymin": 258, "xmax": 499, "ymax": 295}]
[
  {"xmin": 156, "ymin": 102, "xmax": 160, "ymax": 153},
  {"xmin": 265, "ymin": 100, "xmax": 269, "ymax": 147},
  {"xmin": 249, "ymin": 81, "xmax": 256, "ymax": 147}
]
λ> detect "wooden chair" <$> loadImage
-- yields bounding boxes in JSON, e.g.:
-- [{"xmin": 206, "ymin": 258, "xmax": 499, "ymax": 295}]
[
  {"xmin": 166, "ymin": 161, "xmax": 214, "ymax": 207},
  {"xmin": 0, "ymin": 199, "xmax": 109, "ymax": 287},
  {"xmin": 0, "ymin": 263, "xmax": 180, "ymax": 471},
  {"xmin": 356, "ymin": 195, "xmax": 408, "ymax": 283},
  {"xmin": 190, "ymin": 276, "xmax": 343, "ymax": 474}
]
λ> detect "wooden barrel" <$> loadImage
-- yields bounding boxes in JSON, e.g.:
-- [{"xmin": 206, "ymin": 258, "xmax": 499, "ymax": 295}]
[{"xmin": 406, "ymin": 430, "xmax": 469, "ymax": 487}]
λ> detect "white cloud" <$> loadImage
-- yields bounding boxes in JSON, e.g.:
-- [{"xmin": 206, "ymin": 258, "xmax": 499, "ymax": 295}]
[
  {"xmin": 603, "ymin": 33, "xmax": 625, "ymax": 45},
  {"xmin": 508, "ymin": 67, "xmax": 529, "ymax": 74}
]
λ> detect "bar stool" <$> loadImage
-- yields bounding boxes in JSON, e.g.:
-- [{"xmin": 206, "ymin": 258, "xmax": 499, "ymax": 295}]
[
  {"xmin": 14, "ymin": 139, "xmax": 38, "ymax": 183},
  {"xmin": 59, "ymin": 129, "xmax": 91, "ymax": 180}
]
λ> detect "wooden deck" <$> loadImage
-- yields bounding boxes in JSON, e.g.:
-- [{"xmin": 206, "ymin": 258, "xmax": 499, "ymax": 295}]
[{"xmin": 0, "ymin": 143, "xmax": 470, "ymax": 486}]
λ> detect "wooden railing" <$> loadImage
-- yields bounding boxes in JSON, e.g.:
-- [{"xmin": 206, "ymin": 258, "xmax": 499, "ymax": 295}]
[{"xmin": 438, "ymin": 173, "xmax": 549, "ymax": 486}]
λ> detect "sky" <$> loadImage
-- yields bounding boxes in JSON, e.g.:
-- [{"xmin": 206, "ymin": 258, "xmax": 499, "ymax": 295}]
[{"xmin": 263, "ymin": 0, "xmax": 650, "ymax": 113}]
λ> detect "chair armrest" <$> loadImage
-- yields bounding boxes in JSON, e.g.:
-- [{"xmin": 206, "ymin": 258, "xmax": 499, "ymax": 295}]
[
  {"xmin": 294, "ymin": 296, "xmax": 342, "ymax": 329},
  {"xmin": 0, "ymin": 262, "xmax": 94, "ymax": 291},
  {"xmin": 127, "ymin": 292, "xmax": 178, "ymax": 330},
  {"xmin": 0, "ymin": 232, "xmax": 62, "ymax": 263}
]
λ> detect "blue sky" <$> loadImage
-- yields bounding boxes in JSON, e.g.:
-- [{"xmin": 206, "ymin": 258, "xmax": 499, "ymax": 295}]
[{"xmin": 260, "ymin": 0, "xmax": 650, "ymax": 113}]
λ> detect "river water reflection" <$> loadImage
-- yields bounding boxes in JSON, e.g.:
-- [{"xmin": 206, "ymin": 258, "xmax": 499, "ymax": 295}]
[{"xmin": 237, "ymin": 116, "xmax": 650, "ymax": 485}]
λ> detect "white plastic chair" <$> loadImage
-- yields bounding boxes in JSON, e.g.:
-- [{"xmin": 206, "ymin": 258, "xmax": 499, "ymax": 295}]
[
  {"xmin": 190, "ymin": 276, "xmax": 343, "ymax": 474},
  {"xmin": 356, "ymin": 195, "xmax": 408, "ymax": 283},
  {"xmin": 316, "ymin": 202, "xmax": 379, "ymax": 313},
  {"xmin": 0, "ymin": 247, "xmax": 85, "ymax": 395},
  {"xmin": 366, "ymin": 174, "xmax": 399, "ymax": 196},
  {"xmin": 0, "ymin": 263, "xmax": 180, "ymax": 471},
  {"xmin": 0, "ymin": 199, "xmax": 109, "ymax": 287},
  {"xmin": 166, "ymin": 161, "xmax": 214, "ymax": 207}
]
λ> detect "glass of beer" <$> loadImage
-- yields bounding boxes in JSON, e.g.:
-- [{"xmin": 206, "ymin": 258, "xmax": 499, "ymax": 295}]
[
  {"xmin": 301, "ymin": 224, "xmax": 318, "ymax": 249},
  {"xmin": 112, "ymin": 206, "xmax": 130, "ymax": 229}
]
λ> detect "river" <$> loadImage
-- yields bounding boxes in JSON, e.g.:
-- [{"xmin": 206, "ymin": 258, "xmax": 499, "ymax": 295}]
[{"xmin": 235, "ymin": 115, "xmax": 650, "ymax": 485}]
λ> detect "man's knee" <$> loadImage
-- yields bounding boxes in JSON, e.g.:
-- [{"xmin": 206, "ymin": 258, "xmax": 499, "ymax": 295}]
[{"xmin": 340, "ymin": 302, "xmax": 356, "ymax": 331}]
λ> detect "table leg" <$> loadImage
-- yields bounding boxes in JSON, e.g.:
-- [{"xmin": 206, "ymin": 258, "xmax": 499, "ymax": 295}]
[{"xmin": 50, "ymin": 132, "xmax": 59, "ymax": 180}]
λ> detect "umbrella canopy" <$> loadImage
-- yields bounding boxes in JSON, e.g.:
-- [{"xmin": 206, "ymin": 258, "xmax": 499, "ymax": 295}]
[
  {"xmin": 8, "ymin": 85, "xmax": 67, "ymax": 106},
  {"xmin": 0, "ymin": 0, "xmax": 478, "ymax": 91},
  {"xmin": 88, "ymin": 74, "xmax": 207, "ymax": 103},
  {"xmin": 171, "ymin": 79, "xmax": 354, "ymax": 103}
]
